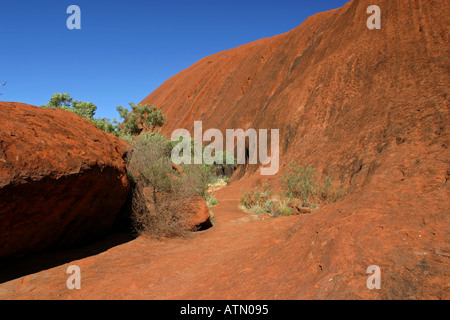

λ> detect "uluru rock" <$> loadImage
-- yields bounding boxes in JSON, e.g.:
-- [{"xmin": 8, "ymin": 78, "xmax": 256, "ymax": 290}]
[
  {"xmin": 137, "ymin": 0, "xmax": 449, "ymax": 299},
  {"xmin": 0, "ymin": 0, "xmax": 448, "ymax": 300},
  {"xmin": 141, "ymin": 0, "xmax": 449, "ymax": 184},
  {"xmin": 0, "ymin": 102, "xmax": 132, "ymax": 260}
]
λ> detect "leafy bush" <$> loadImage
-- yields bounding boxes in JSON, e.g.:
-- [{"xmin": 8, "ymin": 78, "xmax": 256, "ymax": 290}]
[
  {"xmin": 180, "ymin": 162, "xmax": 214, "ymax": 199},
  {"xmin": 40, "ymin": 94, "xmax": 166, "ymax": 139},
  {"xmin": 319, "ymin": 176, "xmax": 346, "ymax": 203},
  {"xmin": 41, "ymin": 93, "xmax": 97, "ymax": 119},
  {"xmin": 121, "ymin": 102, "xmax": 166, "ymax": 136},
  {"xmin": 91, "ymin": 118, "xmax": 119, "ymax": 135},
  {"xmin": 281, "ymin": 161, "xmax": 346, "ymax": 207},
  {"xmin": 41, "ymin": 93, "xmax": 122, "ymax": 135},
  {"xmin": 281, "ymin": 162, "xmax": 318, "ymax": 206}
]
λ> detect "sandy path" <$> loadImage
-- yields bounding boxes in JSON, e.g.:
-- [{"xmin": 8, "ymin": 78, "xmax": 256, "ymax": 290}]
[{"xmin": 0, "ymin": 185, "xmax": 298, "ymax": 300}]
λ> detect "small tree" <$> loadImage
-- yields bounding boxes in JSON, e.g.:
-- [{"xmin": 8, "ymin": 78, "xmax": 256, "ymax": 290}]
[
  {"xmin": 41, "ymin": 93, "xmax": 99, "ymax": 124},
  {"xmin": 41, "ymin": 93, "xmax": 126, "ymax": 137},
  {"xmin": 40, "ymin": 94, "xmax": 167, "ymax": 140},
  {"xmin": 121, "ymin": 102, "xmax": 166, "ymax": 136},
  {"xmin": 71, "ymin": 100, "xmax": 97, "ymax": 120},
  {"xmin": 41, "ymin": 93, "xmax": 73, "ymax": 111}
]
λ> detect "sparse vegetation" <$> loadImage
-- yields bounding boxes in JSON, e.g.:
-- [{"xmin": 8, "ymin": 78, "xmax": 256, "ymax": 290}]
[
  {"xmin": 239, "ymin": 162, "xmax": 346, "ymax": 218},
  {"xmin": 281, "ymin": 162, "xmax": 317, "ymax": 206},
  {"xmin": 239, "ymin": 183, "xmax": 277, "ymax": 215},
  {"xmin": 206, "ymin": 195, "xmax": 218, "ymax": 208},
  {"xmin": 319, "ymin": 176, "xmax": 346, "ymax": 204},
  {"xmin": 180, "ymin": 162, "xmax": 214, "ymax": 199},
  {"xmin": 128, "ymin": 133, "xmax": 185, "ymax": 238},
  {"xmin": 277, "ymin": 199, "xmax": 293, "ymax": 216},
  {"xmin": 40, "ymin": 94, "xmax": 166, "ymax": 139},
  {"xmin": 281, "ymin": 161, "xmax": 346, "ymax": 207},
  {"xmin": 41, "ymin": 93, "xmax": 121, "ymax": 135},
  {"xmin": 120, "ymin": 102, "xmax": 166, "ymax": 136}
]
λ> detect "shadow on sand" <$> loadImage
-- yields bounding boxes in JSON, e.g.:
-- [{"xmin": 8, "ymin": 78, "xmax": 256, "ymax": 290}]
[{"xmin": 0, "ymin": 232, "xmax": 136, "ymax": 284}]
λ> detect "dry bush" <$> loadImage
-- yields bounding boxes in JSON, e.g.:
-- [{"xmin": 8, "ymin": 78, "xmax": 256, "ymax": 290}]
[
  {"xmin": 128, "ymin": 132, "xmax": 213, "ymax": 238},
  {"xmin": 130, "ymin": 182, "xmax": 191, "ymax": 238}
]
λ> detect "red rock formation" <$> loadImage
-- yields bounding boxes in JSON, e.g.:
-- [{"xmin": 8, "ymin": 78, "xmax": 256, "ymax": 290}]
[
  {"xmin": 141, "ymin": 0, "xmax": 449, "ymax": 184},
  {"xmin": 0, "ymin": 102, "xmax": 132, "ymax": 260},
  {"xmin": 0, "ymin": 0, "xmax": 448, "ymax": 299},
  {"xmin": 185, "ymin": 195, "xmax": 211, "ymax": 231}
]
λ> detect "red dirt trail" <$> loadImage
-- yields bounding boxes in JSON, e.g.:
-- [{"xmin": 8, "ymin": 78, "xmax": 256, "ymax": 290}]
[
  {"xmin": 0, "ymin": 183, "xmax": 310, "ymax": 300},
  {"xmin": 1, "ymin": 175, "xmax": 447, "ymax": 300}
]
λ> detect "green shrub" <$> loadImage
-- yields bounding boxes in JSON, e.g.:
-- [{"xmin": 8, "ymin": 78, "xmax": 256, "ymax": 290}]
[
  {"xmin": 281, "ymin": 161, "xmax": 347, "ymax": 207},
  {"xmin": 320, "ymin": 176, "xmax": 346, "ymax": 203},
  {"xmin": 91, "ymin": 118, "xmax": 120, "ymax": 135},
  {"xmin": 180, "ymin": 163, "xmax": 214, "ymax": 199},
  {"xmin": 41, "ymin": 93, "xmax": 101, "ymax": 125},
  {"xmin": 277, "ymin": 200, "xmax": 293, "ymax": 216},
  {"xmin": 121, "ymin": 102, "xmax": 166, "ymax": 136},
  {"xmin": 240, "ymin": 190, "xmax": 254, "ymax": 209},
  {"xmin": 206, "ymin": 195, "xmax": 218, "ymax": 208},
  {"xmin": 40, "ymin": 94, "xmax": 167, "ymax": 139},
  {"xmin": 264, "ymin": 199, "xmax": 274, "ymax": 213},
  {"xmin": 239, "ymin": 183, "xmax": 274, "ymax": 215},
  {"xmin": 281, "ymin": 162, "xmax": 318, "ymax": 206}
]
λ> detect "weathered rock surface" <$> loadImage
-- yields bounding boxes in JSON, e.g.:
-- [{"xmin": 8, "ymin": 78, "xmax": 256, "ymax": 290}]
[
  {"xmin": 185, "ymin": 195, "xmax": 211, "ymax": 231},
  {"xmin": 140, "ymin": 0, "xmax": 450, "ymax": 298},
  {"xmin": 137, "ymin": 0, "xmax": 450, "ymax": 298},
  {"xmin": 142, "ymin": 0, "xmax": 449, "ymax": 185},
  {"xmin": 0, "ymin": 102, "xmax": 132, "ymax": 260},
  {"xmin": 0, "ymin": 0, "xmax": 448, "ymax": 299}
]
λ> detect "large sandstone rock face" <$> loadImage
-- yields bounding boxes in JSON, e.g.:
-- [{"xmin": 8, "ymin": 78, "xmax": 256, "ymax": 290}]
[
  {"xmin": 0, "ymin": 102, "xmax": 132, "ymax": 260},
  {"xmin": 137, "ymin": 0, "xmax": 449, "ymax": 298},
  {"xmin": 142, "ymin": 0, "xmax": 448, "ymax": 183}
]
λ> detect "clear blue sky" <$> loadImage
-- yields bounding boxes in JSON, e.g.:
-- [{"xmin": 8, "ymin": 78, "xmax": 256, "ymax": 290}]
[{"xmin": 0, "ymin": 0, "xmax": 349, "ymax": 120}]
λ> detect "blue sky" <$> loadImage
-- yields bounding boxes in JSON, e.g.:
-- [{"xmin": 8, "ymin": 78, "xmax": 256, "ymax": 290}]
[{"xmin": 0, "ymin": 0, "xmax": 349, "ymax": 120}]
